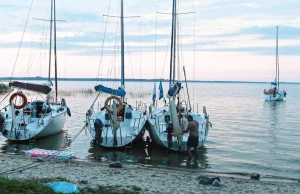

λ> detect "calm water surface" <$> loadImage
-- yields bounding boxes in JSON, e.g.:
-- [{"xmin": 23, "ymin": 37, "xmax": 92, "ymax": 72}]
[{"xmin": 1, "ymin": 81, "xmax": 299, "ymax": 180}]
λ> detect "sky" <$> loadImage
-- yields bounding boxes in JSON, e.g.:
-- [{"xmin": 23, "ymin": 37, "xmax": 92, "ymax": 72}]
[{"xmin": 0, "ymin": 0, "xmax": 299, "ymax": 82}]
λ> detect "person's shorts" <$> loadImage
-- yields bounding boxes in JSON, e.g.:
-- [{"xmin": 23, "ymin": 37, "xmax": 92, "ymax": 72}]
[{"xmin": 187, "ymin": 136, "xmax": 199, "ymax": 147}]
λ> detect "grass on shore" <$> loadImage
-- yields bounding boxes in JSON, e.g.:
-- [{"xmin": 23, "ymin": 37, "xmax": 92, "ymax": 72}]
[{"xmin": 0, "ymin": 177, "xmax": 141, "ymax": 194}]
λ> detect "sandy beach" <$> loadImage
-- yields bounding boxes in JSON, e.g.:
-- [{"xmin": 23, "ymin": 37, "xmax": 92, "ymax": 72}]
[{"xmin": 0, "ymin": 154, "xmax": 298, "ymax": 194}]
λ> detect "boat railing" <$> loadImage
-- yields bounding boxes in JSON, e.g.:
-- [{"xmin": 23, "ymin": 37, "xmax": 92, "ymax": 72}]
[
  {"xmin": 157, "ymin": 122, "xmax": 167, "ymax": 135},
  {"xmin": 131, "ymin": 112, "xmax": 144, "ymax": 132},
  {"xmin": 135, "ymin": 100, "xmax": 147, "ymax": 111},
  {"xmin": 0, "ymin": 104, "xmax": 10, "ymax": 112},
  {"xmin": 154, "ymin": 112, "xmax": 165, "ymax": 125}
]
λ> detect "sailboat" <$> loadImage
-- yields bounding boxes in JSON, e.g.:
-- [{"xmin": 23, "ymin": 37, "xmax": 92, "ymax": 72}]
[
  {"xmin": 263, "ymin": 27, "xmax": 287, "ymax": 101},
  {"xmin": 85, "ymin": 0, "xmax": 147, "ymax": 148},
  {"xmin": 0, "ymin": 0, "xmax": 69, "ymax": 141},
  {"xmin": 147, "ymin": 0, "xmax": 212, "ymax": 152}
]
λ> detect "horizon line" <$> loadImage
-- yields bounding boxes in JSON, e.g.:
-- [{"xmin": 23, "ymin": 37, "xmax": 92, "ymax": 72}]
[{"xmin": 0, "ymin": 77, "xmax": 299, "ymax": 84}]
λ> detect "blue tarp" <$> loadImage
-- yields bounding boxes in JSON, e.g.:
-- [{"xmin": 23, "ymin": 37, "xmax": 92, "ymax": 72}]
[
  {"xmin": 94, "ymin": 84, "xmax": 126, "ymax": 97},
  {"xmin": 45, "ymin": 182, "xmax": 79, "ymax": 193}
]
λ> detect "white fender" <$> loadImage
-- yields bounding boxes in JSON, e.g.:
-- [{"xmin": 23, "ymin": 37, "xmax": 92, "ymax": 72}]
[
  {"xmin": 10, "ymin": 100, "xmax": 17, "ymax": 133},
  {"xmin": 169, "ymin": 100, "xmax": 180, "ymax": 136},
  {"xmin": 112, "ymin": 102, "xmax": 118, "ymax": 131}
]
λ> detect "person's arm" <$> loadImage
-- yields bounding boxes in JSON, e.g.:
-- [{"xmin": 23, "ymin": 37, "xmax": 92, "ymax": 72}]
[{"xmin": 184, "ymin": 123, "xmax": 192, "ymax": 133}]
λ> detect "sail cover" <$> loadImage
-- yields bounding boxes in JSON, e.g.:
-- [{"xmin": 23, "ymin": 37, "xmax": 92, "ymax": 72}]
[
  {"xmin": 94, "ymin": 84, "xmax": 126, "ymax": 97},
  {"xmin": 166, "ymin": 82, "xmax": 182, "ymax": 98},
  {"xmin": 9, "ymin": 81, "xmax": 52, "ymax": 94},
  {"xmin": 271, "ymin": 82, "xmax": 277, "ymax": 86}
]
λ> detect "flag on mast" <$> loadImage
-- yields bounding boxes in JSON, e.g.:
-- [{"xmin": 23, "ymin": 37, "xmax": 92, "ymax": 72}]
[
  {"xmin": 152, "ymin": 82, "xmax": 156, "ymax": 106},
  {"xmin": 158, "ymin": 81, "xmax": 164, "ymax": 100}
]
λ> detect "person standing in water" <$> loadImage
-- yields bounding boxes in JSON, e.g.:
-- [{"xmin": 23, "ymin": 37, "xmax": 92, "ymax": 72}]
[{"xmin": 183, "ymin": 115, "xmax": 199, "ymax": 162}]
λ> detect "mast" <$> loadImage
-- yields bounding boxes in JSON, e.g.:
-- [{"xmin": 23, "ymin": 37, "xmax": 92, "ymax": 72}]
[
  {"xmin": 169, "ymin": 0, "xmax": 176, "ymax": 88},
  {"xmin": 48, "ymin": 0, "xmax": 53, "ymax": 81},
  {"xmin": 275, "ymin": 26, "xmax": 278, "ymax": 89},
  {"xmin": 276, "ymin": 27, "xmax": 279, "ymax": 90},
  {"xmin": 121, "ymin": 0, "xmax": 125, "ymax": 87},
  {"xmin": 172, "ymin": 0, "xmax": 177, "ymax": 83},
  {"xmin": 53, "ymin": 0, "xmax": 58, "ymax": 101}
]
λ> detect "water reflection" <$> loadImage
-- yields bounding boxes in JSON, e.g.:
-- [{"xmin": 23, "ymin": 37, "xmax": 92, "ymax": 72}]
[
  {"xmin": 0, "ymin": 127, "xmax": 210, "ymax": 170},
  {"xmin": 263, "ymin": 101, "xmax": 285, "ymax": 152},
  {"xmin": 0, "ymin": 131, "xmax": 70, "ymax": 154},
  {"xmin": 87, "ymin": 140, "xmax": 210, "ymax": 170}
]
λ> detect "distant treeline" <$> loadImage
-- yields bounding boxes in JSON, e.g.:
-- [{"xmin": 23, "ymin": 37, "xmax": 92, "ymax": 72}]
[{"xmin": 0, "ymin": 77, "xmax": 299, "ymax": 84}]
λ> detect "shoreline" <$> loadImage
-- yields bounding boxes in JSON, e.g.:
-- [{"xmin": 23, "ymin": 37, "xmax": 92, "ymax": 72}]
[
  {"xmin": 1, "ymin": 77, "xmax": 299, "ymax": 84},
  {"xmin": 0, "ymin": 154, "xmax": 298, "ymax": 194}
]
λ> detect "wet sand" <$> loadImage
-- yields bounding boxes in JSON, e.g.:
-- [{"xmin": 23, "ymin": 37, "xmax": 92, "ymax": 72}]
[{"xmin": 0, "ymin": 154, "xmax": 298, "ymax": 194}]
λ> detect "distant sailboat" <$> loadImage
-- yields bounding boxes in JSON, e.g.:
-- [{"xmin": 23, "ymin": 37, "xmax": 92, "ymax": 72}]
[
  {"xmin": 147, "ymin": 0, "xmax": 212, "ymax": 152},
  {"xmin": 86, "ymin": 0, "xmax": 147, "ymax": 148},
  {"xmin": 263, "ymin": 27, "xmax": 287, "ymax": 101},
  {"xmin": 0, "ymin": 0, "xmax": 70, "ymax": 141}
]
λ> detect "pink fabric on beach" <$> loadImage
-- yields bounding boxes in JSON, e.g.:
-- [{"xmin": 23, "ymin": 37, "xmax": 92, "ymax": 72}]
[{"xmin": 24, "ymin": 148, "xmax": 72, "ymax": 159}]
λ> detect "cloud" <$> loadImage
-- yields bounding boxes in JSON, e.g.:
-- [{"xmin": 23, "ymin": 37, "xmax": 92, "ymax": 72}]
[{"xmin": 1, "ymin": 0, "xmax": 300, "ymax": 81}]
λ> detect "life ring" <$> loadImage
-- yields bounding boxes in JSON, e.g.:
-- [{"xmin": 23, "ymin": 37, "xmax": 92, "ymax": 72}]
[
  {"xmin": 265, "ymin": 89, "xmax": 272, "ymax": 95},
  {"xmin": 104, "ymin": 96, "xmax": 123, "ymax": 113},
  {"xmin": 9, "ymin": 92, "xmax": 28, "ymax": 109}
]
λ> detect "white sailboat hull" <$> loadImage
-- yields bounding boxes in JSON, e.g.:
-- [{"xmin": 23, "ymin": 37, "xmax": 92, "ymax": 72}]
[
  {"xmin": 264, "ymin": 90, "xmax": 286, "ymax": 101},
  {"xmin": 147, "ymin": 106, "xmax": 210, "ymax": 152},
  {"xmin": 87, "ymin": 104, "xmax": 147, "ymax": 148},
  {"xmin": 1, "ymin": 101, "xmax": 67, "ymax": 141}
]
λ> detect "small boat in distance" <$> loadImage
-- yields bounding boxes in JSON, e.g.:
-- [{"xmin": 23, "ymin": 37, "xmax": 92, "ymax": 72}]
[
  {"xmin": 0, "ymin": 0, "xmax": 70, "ymax": 141},
  {"xmin": 85, "ymin": 0, "xmax": 147, "ymax": 148},
  {"xmin": 263, "ymin": 26, "xmax": 287, "ymax": 101}
]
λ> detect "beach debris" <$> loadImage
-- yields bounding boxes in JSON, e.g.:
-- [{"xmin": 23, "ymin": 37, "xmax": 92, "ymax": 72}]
[
  {"xmin": 24, "ymin": 148, "xmax": 73, "ymax": 160},
  {"xmin": 87, "ymin": 185, "xmax": 100, "ymax": 194},
  {"xmin": 212, "ymin": 179, "xmax": 222, "ymax": 187},
  {"xmin": 250, "ymin": 173, "xmax": 260, "ymax": 180},
  {"xmin": 199, "ymin": 179, "xmax": 210, "ymax": 185},
  {"xmin": 109, "ymin": 161, "xmax": 123, "ymax": 168},
  {"xmin": 45, "ymin": 181, "xmax": 79, "ymax": 193},
  {"xmin": 35, "ymin": 157, "xmax": 44, "ymax": 162},
  {"xmin": 138, "ymin": 163, "xmax": 152, "ymax": 167},
  {"xmin": 198, "ymin": 175, "xmax": 221, "ymax": 186},
  {"xmin": 78, "ymin": 180, "xmax": 88, "ymax": 184},
  {"xmin": 197, "ymin": 175, "xmax": 210, "ymax": 181}
]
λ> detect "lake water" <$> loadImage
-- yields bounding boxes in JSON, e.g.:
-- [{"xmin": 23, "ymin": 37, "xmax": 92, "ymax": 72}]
[{"xmin": 1, "ymin": 81, "xmax": 299, "ymax": 180}]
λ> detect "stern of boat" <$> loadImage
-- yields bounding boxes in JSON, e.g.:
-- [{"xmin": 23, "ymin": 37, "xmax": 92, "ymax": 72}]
[{"xmin": 87, "ymin": 104, "xmax": 147, "ymax": 148}]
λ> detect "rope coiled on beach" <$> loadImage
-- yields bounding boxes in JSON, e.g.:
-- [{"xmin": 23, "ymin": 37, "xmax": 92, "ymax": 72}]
[{"xmin": 0, "ymin": 125, "xmax": 86, "ymax": 176}]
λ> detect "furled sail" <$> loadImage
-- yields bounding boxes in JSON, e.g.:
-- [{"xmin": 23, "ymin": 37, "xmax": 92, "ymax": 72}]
[
  {"xmin": 94, "ymin": 84, "xmax": 126, "ymax": 97},
  {"xmin": 9, "ymin": 81, "xmax": 52, "ymax": 94},
  {"xmin": 271, "ymin": 82, "xmax": 277, "ymax": 86},
  {"xmin": 166, "ymin": 82, "xmax": 182, "ymax": 98}
]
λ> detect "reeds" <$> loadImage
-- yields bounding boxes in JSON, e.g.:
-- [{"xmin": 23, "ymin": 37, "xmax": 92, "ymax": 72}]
[
  {"xmin": 58, "ymin": 88, "xmax": 94, "ymax": 96},
  {"xmin": 0, "ymin": 83, "xmax": 9, "ymax": 94},
  {"xmin": 128, "ymin": 91, "xmax": 152, "ymax": 98}
]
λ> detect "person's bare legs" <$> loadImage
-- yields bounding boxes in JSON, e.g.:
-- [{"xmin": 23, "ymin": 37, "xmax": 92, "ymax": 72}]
[
  {"xmin": 194, "ymin": 146, "xmax": 198, "ymax": 162},
  {"xmin": 187, "ymin": 146, "xmax": 192, "ymax": 161}
]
